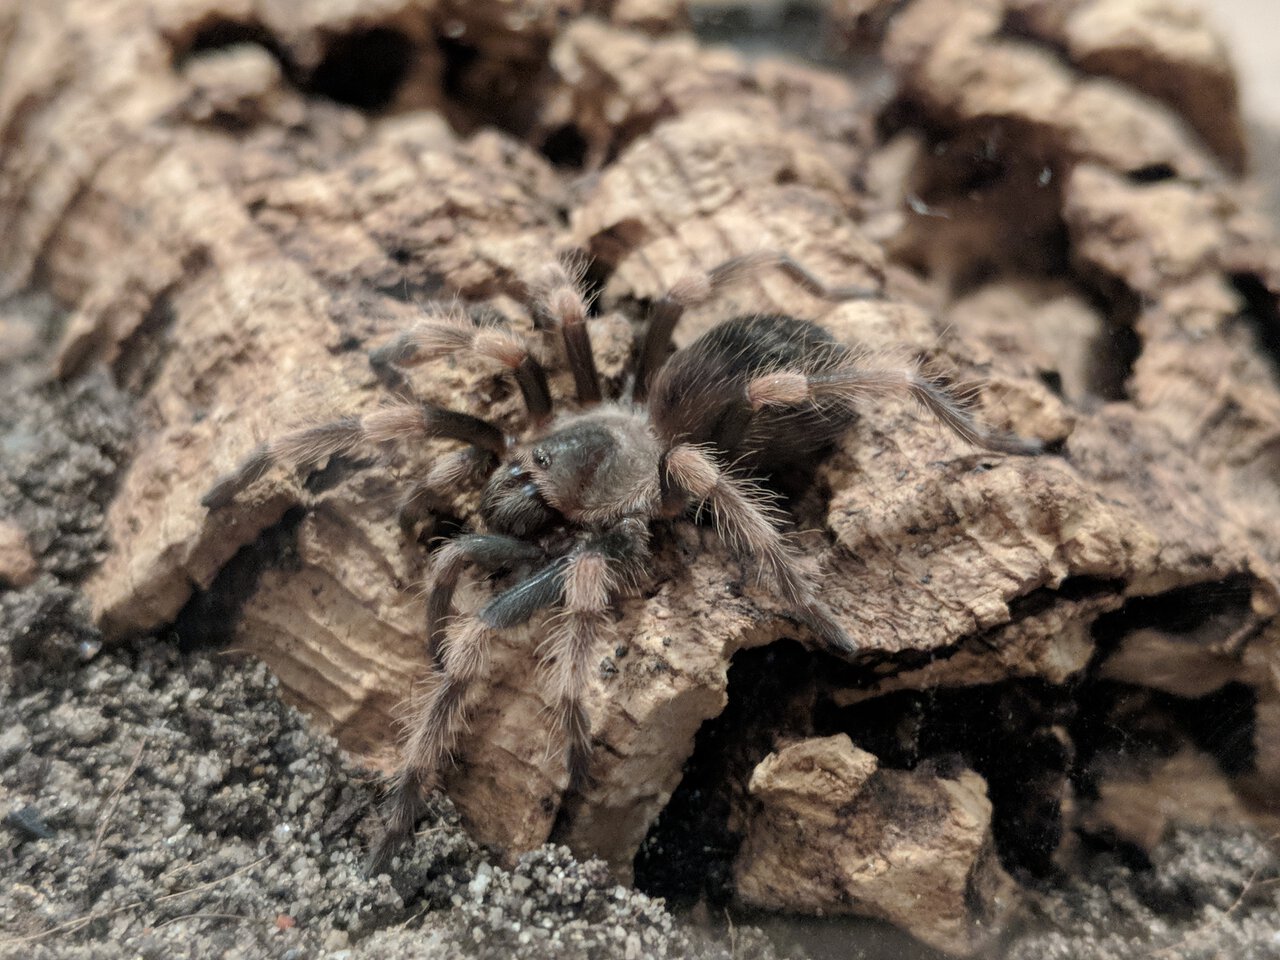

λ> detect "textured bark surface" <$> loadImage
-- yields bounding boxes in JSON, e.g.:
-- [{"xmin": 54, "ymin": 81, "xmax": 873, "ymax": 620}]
[
  {"xmin": 6, "ymin": 0, "xmax": 1280, "ymax": 954},
  {"xmin": 734, "ymin": 735, "xmax": 1016, "ymax": 956}
]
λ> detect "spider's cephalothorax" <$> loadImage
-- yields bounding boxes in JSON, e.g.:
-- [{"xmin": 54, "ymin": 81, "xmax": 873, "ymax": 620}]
[
  {"xmin": 480, "ymin": 408, "xmax": 663, "ymax": 537},
  {"xmin": 201, "ymin": 251, "xmax": 1042, "ymax": 870}
]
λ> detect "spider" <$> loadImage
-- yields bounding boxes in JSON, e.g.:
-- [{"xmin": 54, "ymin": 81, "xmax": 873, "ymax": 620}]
[{"xmin": 201, "ymin": 251, "xmax": 1042, "ymax": 869}]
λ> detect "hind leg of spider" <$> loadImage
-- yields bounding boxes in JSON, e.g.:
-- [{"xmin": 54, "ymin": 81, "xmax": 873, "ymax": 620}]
[
  {"xmin": 202, "ymin": 400, "xmax": 506, "ymax": 510},
  {"xmin": 662, "ymin": 443, "xmax": 853, "ymax": 654},
  {"xmin": 368, "ymin": 555, "xmax": 571, "ymax": 875},
  {"xmin": 745, "ymin": 360, "xmax": 1043, "ymax": 455},
  {"xmin": 633, "ymin": 250, "xmax": 882, "ymax": 400},
  {"xmin": 370, "ymin": 304, "xmax": 553, "ymax": 423}
]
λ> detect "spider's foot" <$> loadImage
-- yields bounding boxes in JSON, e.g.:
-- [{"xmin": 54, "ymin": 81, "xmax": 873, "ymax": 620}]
[
  {"xmin": 365, "ymin": 777, "xmax": 428, "ymax": 877},
  {"xmin": 364, "ymin": 830, "xmax": 402, "ymax": 877},
  {"xmin": 566, "ymin": 741, "xmax": 599, "ymax": 794},
  {"xmin": 801, "ymin": 604, "xmax": 857, "ymax": 657}
]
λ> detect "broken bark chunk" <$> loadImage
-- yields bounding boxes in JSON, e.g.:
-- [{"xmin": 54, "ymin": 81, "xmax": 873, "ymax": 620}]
[{"xmin": 734, "ymin": 735, "xmax": 1017, "ymax": 957}]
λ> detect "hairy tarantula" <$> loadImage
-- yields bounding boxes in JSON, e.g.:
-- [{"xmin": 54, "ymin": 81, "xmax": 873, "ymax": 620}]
[{"xmin": 201, "ymin": 251, "xmax": 1041, "ymax": 869}]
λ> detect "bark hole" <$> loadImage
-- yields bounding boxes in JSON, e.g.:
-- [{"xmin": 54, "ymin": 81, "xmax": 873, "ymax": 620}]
[
  {"xmin": 1092, "ymin": 575, "xmax": 1254, "ymax": 644},
  {"xmin": 173, "ymin": 507, "xmax": 306, "ymax": 650},
  {"xmin": 1126, "ymin": 163, "xmax": 1178, "ymax": 184},
  {"xmin": 1079, "ymin": 278, "xmax": 1142, "ymax": 402},
  {"xmin": 436, "ymin": 33, "xmax": 548, "ymax": 136},
  {"xmin": 1168, "ymin": 681, "xmax": 1257, "ymax": 776},
  {"xmin": 634, "ymin": 640, "xmax": 825, "ymax": 907},
  {"xmin": 540, "ymin": 123, "xmax": 589, "ymax": 170},
  {"xmin": 1232, "ymin": 272, "xmax": 1280, "ymax": 381},
  {"xmin": 308, "ymin": 27, "xmax": 415, "ymax": 111}
]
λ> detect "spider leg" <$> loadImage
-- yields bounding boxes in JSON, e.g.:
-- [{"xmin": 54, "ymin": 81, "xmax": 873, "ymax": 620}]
[
  {"xmin": 425, "ymin": 533, "xmax": 548, "ymax": 660},
  {"xmin": 540, "ymin": 520, "xmax": 647, "ymax": 787},
  {"xmin": 395, "ymin": 448, "xmax": 497, "ymax": 534},
  {"xmin": 372, "ymin": 521, "xmax": 647, "ymax": 871},
  {"xmin": 531, "ymin": 259, "xmax": 602, "ymax": 405},
  {"xmin": 633, "ymin": 251, "xmax": 880, "ymax": 401},
  {"xmin": 370, "ymin": 304, "xmax": 553, "ymax": 424},
  {"xmin": 544, "ymin": 552, "xmax": 612, "ymax": 787},
  {"xmin": 662, "ymin": 443, "xmax": 853, "ymax": 654},
  {"xmin": 746, "ymin": 361, "xmax": 1043, "ymax": 455},
  {"xmin": 369, "ymin": 617, "xmax": 497, "ymax": 875},
  {"xmin": 370, "ymin": 555, "xmax": 570, "ymax": 874},
  {"xmin": 202, "ymin": 400, "xmax": 505, "ymax": 510},
  {"xmin": 478, "ymin": 559, "xmax": 570, "ymax": 627}
]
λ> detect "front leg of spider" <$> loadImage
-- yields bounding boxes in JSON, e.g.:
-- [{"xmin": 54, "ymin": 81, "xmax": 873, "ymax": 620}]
[
  {"xmin": 424, "ymin": 533, "xmax": 547, "ymax": 661},
  {"xmin": 369, "ymin": 551, "xmax": 569, "ymax": 875},
  {"xmin": 540, "ymin": 520, "xmax": 649, "ymax": 787},
  {"xmin": 371, "ymin": 521, "xmax": 645, "ymax": 874}
]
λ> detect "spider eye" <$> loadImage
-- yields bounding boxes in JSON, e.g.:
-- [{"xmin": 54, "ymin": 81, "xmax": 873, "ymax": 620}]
[
  {"xmin": 521, "ymin": 482, "xmax": 539, "ymax": 498},
  {"xmin": 532, "ymin": 448, "xmax": 551, "ymax": 469}
]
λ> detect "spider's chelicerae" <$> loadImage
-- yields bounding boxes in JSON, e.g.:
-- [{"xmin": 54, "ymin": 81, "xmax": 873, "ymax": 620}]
[{"xmin": 202, "ymin": 251, "xmax": 1042, "ymax": 868}]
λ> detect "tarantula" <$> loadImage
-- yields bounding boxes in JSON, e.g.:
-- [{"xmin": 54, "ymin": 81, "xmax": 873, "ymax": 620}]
[{"xmin": 201, "ymin": 251, "xmax": 1041, "ymax": 869}]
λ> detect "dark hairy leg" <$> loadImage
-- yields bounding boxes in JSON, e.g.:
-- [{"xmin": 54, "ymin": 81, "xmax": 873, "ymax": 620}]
[
  {"xmin": 423, "ymin": 533, "xmax": 547, "ymax": 659},
  {"xmin": 372, "ymin": 521, "xmax": 648, "ymax": 872},
  {"xmin": 369, "ymin": 553, "xmax": 572, "ymax": 874},
  {"xmin": 745, "ymin": 358, "xmax": 1044, "ymax": 455},
  {"xmin": 536, "ymin": 520, "xmax": 647, "ymax": 787},
  {"xmin": 202, "ymin": 401, "xmax": 505, "ymax": 510},
  {"xmin": 368, "ymin": 617, "xmax": 496, "ymax": 875},
  {"xmin": 541, "ymin": 550, "xmax": 614, "ymax": 787},
  {"xmin": 662, "ymin": 443, "xmax": 853, "ymax": 653},
  {"xmin": 531, "ymin": 259, "xmax": 602, "ymax": 405}
]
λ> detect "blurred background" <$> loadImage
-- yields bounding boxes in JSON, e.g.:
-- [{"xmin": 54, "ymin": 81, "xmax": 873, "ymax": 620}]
[
  {"xmin": 1216, "ymin": 0, "xmax": 1280, "ymax": 221},
  {"xmin": 1214, "ymin": 0, "xmax": 1279, "ymax": 126},
  {"xmin": 692, "ymin": 0, "xmax": 1280, "ymax": 216}
]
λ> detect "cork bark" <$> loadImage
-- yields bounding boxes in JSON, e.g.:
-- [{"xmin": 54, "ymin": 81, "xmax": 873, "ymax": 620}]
[
  {"xmin": 734, "ymin": 735, "xmax": 1016, "ymax": 956},
  {"xmin": 6, "ymin": 0, "xmax": 1280, "ymax": 954}
]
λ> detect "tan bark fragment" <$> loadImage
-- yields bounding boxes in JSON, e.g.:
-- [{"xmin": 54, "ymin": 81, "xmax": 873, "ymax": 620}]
[
  {"xmin": 735, "ymin": 735, "xmax": 1017, "ymax": 957},
  {"xmin": 1082, "ymin": 747, "xmax": 1280, "ymax": 852}
]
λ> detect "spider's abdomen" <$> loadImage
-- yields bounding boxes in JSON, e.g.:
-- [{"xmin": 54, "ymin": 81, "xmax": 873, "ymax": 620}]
[{"xmin": 647, "ymin": 314, "xmax": 855, "ymax": 469}]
